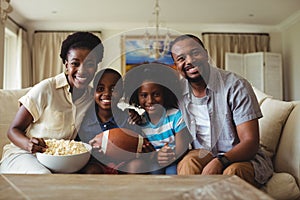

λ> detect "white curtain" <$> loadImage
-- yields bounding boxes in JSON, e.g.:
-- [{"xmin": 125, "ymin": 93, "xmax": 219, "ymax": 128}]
[
  {"xmin": 202, "ymin": 33, "xmax": 270, "ymax": 69},
  {"xmin": 32, "ymin": 32, "xmax": 72, "ymax": 84},
  {"xmin": 17, "ymin": 28, "xmax": 32, "ymax": 88}
]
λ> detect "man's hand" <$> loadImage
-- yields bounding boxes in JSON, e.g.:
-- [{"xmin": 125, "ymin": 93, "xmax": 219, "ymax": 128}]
[{"xmin": 201, "ymin": 158, "xmax": 223, "ymax": 175}]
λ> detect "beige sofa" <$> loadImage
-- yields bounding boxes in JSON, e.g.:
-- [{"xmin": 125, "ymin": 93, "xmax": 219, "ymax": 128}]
[{"xmin": 0, "ymin": 87, "xmax": 299, "ymax": 200}]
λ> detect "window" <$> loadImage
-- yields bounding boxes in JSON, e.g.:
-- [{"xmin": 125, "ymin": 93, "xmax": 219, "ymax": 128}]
[{"xmin": 4, "ymin": 27, "xmax": 20, "ymax": 89}]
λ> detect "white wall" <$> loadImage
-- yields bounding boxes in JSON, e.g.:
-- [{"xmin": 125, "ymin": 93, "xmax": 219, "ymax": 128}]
[
  {"xmin": 0, "ymin": 22, "xmax": 4, "ymax": 88},
  {"xmin": 282, "ymin": 20, "xmax": 300, "ymax": 101},
  {"xmin": 100, "ymin": 30, "xmax": 123, "ymax": 74}
]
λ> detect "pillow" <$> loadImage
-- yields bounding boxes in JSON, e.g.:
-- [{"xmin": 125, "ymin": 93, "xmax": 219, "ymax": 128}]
[
  {"xmin": 252, "ymin": 86, "xmax": 272, "ymax": 105},
  {"xmin": 259, "ymin": 98, "xmax": 294, "ymax": 158},
  {"xmin": 261, "ymin": 172, "xmax": 300, "ymax": 200},
  {"xmin": 0, "ymin": 88, "xmax": 31, "ymax": 125}
]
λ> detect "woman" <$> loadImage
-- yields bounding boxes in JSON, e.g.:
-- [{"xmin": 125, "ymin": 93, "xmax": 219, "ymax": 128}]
[{"xmin": 0, "ymin": 32, "xmax": 104, "ymax": 174}]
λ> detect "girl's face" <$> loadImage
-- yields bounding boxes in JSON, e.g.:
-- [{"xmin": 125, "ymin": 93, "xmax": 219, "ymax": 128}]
[
  {"xmin": 94, "ymin": 72, "xmax": 121, "ymax": 111},
  {"xmin": 65, "ymin": 48, "xmax": 98, "ymax": 90},
  {"xmin": 138, "ymin": 81, "xmax": 164, "ymax": 116}
]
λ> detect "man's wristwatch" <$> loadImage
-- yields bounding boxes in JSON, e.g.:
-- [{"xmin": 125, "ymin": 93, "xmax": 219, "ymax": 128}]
[{"xmin": 217, "ymin": 154, "xmax": 231, "ymax": 170}]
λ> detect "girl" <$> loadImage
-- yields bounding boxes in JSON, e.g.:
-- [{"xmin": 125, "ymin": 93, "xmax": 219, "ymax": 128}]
[
  {"xmin": 0, "ymin": 32, "xmax": 103, "ymax": 174},
  {"xmin": 124, "ymin": 63, "xmax": 192, "ymax": 174}
]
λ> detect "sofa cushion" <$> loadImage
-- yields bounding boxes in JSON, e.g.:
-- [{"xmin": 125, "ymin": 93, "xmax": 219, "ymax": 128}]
[
  {"xmin": 0, "ymin": 88, "xmax": 31, "ymax": 157},
  {"xmin": 252, "ymin": 86, "xmax": 272, "ymax": 105},
  {"xmin": 261, "ymin": 172, "xmax": 300, "ymax": 200},
  {"xmin": 259, "ymin": 98, "xmax": 294, "ymax": 159}
]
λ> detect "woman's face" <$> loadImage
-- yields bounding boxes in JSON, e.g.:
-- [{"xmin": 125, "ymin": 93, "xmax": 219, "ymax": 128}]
[
  {"xmin": 94, "ymin": 72, "xmax": 121, "ymax": 111},
  {"xmin": 65, "ymin": 48, "xmax": 98, "ymax": 90},
  {"xmin": 138, "ymin": 81, "xmax": 164, "ymax": 116}
]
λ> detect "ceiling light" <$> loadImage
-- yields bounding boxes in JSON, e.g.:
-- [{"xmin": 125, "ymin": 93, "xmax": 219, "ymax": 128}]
[
  {"xmin": 143, "ymin": 0, "xmax": 171, "ymax": 60},
  {"xmin": 0, "ymin": 0, "xmax": 13, "ymax": 24}
]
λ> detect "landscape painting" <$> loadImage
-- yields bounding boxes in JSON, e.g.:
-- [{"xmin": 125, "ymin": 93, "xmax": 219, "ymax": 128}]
[{"xmin": 121, "ymin": 35, "xmax": 176, "ymax": 74}]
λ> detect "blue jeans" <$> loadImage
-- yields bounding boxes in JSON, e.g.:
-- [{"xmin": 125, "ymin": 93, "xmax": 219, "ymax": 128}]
[{"xmin": 150, "ymin": 163, "xmax": 177, "ymax": 175}]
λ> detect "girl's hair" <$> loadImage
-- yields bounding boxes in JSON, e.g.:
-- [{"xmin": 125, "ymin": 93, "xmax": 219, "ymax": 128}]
[
  {"xmin": 123, "ymin": 63, "xmax": 181, "ymax": 110},
  {"xmin": 60, "ymin": 32, "xmax": 104, "ymax": 64}
]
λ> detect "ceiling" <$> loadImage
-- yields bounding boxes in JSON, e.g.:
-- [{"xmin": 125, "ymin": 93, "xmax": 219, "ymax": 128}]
[{"xmin": 8, "ymin": 0, "xmax": 300, "ymax": 30}]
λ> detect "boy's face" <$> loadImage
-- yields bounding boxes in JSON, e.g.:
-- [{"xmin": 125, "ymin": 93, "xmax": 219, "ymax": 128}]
[{"xmin": 94, "ymin": 72, "xmax": 121, "ymax": 111}]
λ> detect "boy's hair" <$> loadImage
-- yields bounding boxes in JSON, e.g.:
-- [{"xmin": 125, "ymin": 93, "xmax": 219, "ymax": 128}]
[
  {"xmin": 60, "ymin": 31, "xmax": 104, "ymax": 64},
  {"xmin": 123, "ymin": 63, "xmax": 181, "ymax": 110},
  {"xmin": 93, "ymin": 68, "xmax": 122, "ymax": 89}
]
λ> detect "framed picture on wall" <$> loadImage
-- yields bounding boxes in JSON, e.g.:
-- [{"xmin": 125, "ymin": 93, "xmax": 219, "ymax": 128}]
[{"xmin": 121, "ymin": 35, "xmax": 176, "ymax": 75}]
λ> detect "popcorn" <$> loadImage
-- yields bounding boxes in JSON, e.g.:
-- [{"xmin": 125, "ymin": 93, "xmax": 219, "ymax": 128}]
[{"xmin": 44, "ymin": 139, "xmax": 88, "ymax": 156}]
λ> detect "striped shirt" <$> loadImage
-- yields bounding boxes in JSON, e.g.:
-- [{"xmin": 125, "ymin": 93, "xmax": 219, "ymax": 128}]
[{"xmin": 141, "ymin": 108, "xmax": 186, "ymax": 150}]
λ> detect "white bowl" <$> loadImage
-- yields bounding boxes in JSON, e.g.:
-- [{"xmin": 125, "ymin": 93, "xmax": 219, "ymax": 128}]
[{"xmin": 36, "ymin": 143, "xmax": 92, "ymax": 173}]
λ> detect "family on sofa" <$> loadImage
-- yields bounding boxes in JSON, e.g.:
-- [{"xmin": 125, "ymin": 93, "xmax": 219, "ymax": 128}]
[{"xmin": 0, "ymin": 32, "xmax": 299, "ymax": 200}]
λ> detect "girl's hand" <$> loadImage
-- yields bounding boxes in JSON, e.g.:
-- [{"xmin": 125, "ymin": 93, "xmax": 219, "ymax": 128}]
[
  {"xmin": 128, "ymin": 109, "xmax": 143, "ymax": 125},
  {"xmin": 141, "ymin": 140, "xmax": 155, "ymax": 153},
  {"xmin": 157, "ymin": 144, "xmax": 176, "ymax": 166},
  {"xmin": 28, "ymin": 137, "xmax": 47, "ymax": 153}
]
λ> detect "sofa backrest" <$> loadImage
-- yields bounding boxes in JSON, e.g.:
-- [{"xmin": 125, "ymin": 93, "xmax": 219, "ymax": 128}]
[
  {"xmin": 253, "ymin": 87, "xmax": 300, "ymax": 186},
  {"xmin": 0, "ymin": 88, "xmax": 31, "ymax": 157},
  {"xmin": 274, "ymin": 101, "xmax": 300, "ymax": 186}
]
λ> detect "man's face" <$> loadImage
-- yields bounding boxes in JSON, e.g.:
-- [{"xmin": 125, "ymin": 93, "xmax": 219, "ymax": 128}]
[{"xmin": 171, "ymin": 38, "xmax": 209, "ymax": 81}]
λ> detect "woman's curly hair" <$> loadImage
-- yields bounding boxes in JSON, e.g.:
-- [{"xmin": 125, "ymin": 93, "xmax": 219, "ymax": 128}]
[{"xmin": 60, "ymin": 32, "xmax": 104, "ymax": 64}]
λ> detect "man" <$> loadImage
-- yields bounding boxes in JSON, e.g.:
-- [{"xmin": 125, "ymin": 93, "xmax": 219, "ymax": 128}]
[{"xmin": 170, "ymin": 34, "xmax": 273, "ymax": 187}]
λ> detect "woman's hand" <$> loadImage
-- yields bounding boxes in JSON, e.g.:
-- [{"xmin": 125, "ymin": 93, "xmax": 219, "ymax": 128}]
[
  {"xmin": 157, "ymin": 144, "xmax": 176, "ymax": 167},
  {"xmin": 27, "ymin": 137, "xmax": 47, "ymax": 153}
]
